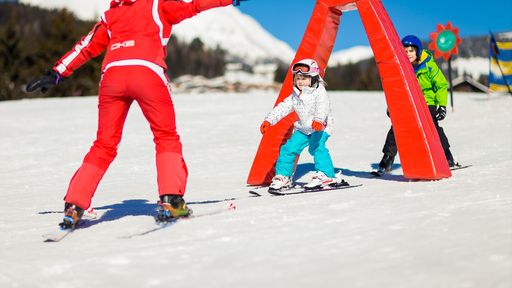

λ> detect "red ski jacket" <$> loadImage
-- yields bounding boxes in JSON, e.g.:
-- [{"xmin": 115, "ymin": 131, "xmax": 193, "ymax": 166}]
[{"xmin": 54, "ymin": 0, "xmax": 232, "ymax": 78}]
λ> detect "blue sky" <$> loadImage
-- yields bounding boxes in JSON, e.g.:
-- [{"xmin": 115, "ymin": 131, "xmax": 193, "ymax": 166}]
[{"xmin": 238, "ymin": 0, "xmax": 512, "ymax": 51}]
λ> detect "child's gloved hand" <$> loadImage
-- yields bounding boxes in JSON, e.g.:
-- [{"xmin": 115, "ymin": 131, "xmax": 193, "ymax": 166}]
[
  {"xmin": 260, "ymin": 120, "xmax": 270, "ymax": 134},
  {"xmin": 436, "ymin": 106, "xmax": 447, "ymax": 121},
  {"xmin": 312, "ymin": 120, "xmax": 325, "ymax": 131}
]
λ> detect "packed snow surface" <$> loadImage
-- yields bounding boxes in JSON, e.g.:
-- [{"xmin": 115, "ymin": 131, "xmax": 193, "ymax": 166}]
[{"xmin": 0, "ymin": 91, "xmax": 511, "ymax": 288}]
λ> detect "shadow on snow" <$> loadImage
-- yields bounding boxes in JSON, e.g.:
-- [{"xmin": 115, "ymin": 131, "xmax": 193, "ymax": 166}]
[
  {"xmin": 38, "ymin": 161, "xmax": 408, "ymax": 226},
  {"xmin": 294, "ymin": 162, "xmax": 407, "ymax": 182},
  {"xmin": 38, "ymin": 197, "xmax": 239, "ymax": 228}
]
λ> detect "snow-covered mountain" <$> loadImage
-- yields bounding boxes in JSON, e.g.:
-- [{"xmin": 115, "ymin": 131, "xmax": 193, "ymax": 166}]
[
  {"xmin": 328, "ymin": 45, "xmax": 374, "ymax": 66},
  {"xmin": 172, "ymin": 6, "xmax": 294, "ymax": 64},
  {"xmin": 19, "ymin": 0, "xmax": 295, "ymax": 64}
]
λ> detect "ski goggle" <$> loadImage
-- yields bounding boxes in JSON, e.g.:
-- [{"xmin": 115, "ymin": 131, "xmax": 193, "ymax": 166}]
[{"xmin": 291, "ymin": 63, "xmax": 320, "ymax": 75}]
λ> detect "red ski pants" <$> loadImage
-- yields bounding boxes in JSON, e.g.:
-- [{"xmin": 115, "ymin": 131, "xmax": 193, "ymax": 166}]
[{"xmin": 65, "ymin": 65, "xmax": 187, "ymax": 209}]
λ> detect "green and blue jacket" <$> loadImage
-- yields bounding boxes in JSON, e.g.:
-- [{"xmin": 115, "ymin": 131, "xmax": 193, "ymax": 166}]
[{"xmin": 414, "ymin": 50, "xmax": 449, "ymax": 107}]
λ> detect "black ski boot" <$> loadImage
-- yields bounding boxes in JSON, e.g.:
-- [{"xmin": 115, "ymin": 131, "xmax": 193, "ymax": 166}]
[
  {"xmin": 156, "ymin": 195, "xmax": 192, "ymax": 222},
  {"xmin": 372, "ymin": 153, "xmax": 395, "ymax": 176}
]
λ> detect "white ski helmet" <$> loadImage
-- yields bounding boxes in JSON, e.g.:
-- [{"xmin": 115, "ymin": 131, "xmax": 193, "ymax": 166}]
[{"xmin": 291, "ymin": 58, "xmax": 321, "ymax": 77}]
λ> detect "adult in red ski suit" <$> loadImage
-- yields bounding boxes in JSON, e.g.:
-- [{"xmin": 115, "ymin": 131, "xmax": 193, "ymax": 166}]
[{"xmin": 26, "ymin": 0, "xmax": 243, "ymax": 217}]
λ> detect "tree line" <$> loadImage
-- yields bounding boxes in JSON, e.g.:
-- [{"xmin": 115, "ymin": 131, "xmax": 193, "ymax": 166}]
[
  {"xmin": 1, "ymin": 3, "xmax": 490, "ymax": 101},
  {"xmin": 0, "ymin": 3, "xmax": 225, "ymax": 101}
]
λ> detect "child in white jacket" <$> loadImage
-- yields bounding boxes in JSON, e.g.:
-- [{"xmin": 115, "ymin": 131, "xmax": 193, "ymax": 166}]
[{"xmin": 260, "ymin": 59, "xmax": 343, "ymax": 191}]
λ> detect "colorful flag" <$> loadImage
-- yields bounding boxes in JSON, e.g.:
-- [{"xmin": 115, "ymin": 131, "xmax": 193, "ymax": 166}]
[{"xmin": 489, "ymin": 32, "xmax": 512, "ymax": 95}]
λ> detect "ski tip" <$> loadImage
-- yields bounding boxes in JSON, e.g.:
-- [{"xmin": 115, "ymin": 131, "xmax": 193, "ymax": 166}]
[
  {"xmin": 268, "ymin": 190, "xmax": 285, "ymax": 196},
  {"xmin": 42, "ymin": 230, "xmax": 71, "ymax": 242},
  {"xmin": 248, "ymin": 190, "xmax": 262, "ymax": 197}
]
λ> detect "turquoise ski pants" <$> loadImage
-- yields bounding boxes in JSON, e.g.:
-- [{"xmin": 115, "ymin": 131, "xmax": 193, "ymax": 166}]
[{"xmin": 275, "ymin": 130, "xmax": 335, "ymax": 178}]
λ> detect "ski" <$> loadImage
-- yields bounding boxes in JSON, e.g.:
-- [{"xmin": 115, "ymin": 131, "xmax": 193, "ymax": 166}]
[
  {"xmin": 119, "ymin": 203, "xmax": 236, "ymax": 239},
  {"xmin": 450, "ymin": 164, "xmax": 472, "ymax": 171},
  {"xmin": 249, "ymin": 183, "xmax": 362, "ymax": 196},
  {"xmin": 248, "ymin": 185, "xmax": 302, "ymax": 196},
  {"xmin": 43, "ymin": 223, "xmax": 80, "ymax": 242},
  {"xmin": 42, "ymin": 207, "xmax": 98, "ymax": 242},
  {"xmin": 371, "ymin": 164, "xmax": 470, "ymax": 176},
  {"xmin": 269, "ymin": 183, "xmax": 362, "ymax": 196}
]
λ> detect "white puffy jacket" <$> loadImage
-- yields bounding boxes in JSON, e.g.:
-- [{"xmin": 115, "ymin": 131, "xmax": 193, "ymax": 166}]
[{"xmin": 265, "ymin": 84, "xmax": 334, "ymax": 135}]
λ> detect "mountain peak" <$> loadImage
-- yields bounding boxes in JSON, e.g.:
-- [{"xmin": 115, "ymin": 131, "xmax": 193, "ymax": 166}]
[{"xmin": 172, "ymin": 6, "xmax": 295, "ymax": 64}]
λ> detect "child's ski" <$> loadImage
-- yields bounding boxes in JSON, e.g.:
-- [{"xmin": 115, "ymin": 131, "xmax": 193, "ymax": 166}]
[
  {"xmin": 268, "ymin": 183, "xmax": 362, "ymax": 196},
  {"xmin": 450, "ymin": 164, "xmax": 472, "ymax": 171},
  {"xmin": 249, "ymin": 183, "xmax": 362, "ymax": 196},
  {"xmin": 248, "ymin": 185, "xmax": 302, "ymax": 196}
]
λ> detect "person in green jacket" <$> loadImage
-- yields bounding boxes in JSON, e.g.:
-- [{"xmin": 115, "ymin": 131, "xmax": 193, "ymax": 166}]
[{"xmin": 373, "ymin": 35, "xmax": 458, "ymax": 176}]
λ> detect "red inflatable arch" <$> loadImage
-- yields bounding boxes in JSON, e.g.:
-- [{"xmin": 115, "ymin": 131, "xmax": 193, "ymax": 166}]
[{"xmin": 247, "ymin": 0, "xmax": 451, "ymax": 185}]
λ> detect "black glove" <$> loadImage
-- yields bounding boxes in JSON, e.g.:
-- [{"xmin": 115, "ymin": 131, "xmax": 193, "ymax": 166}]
[
  {"xmin": 436, "ymin": 106, "xmax": 447, "ymax": 121},
  {"xmin": 26, "ymin": 70, "xmax": 62, "ymax": 93},
  {"xmin": 233, "ymin": 0, "xmax": 248, "ymax": 6}
]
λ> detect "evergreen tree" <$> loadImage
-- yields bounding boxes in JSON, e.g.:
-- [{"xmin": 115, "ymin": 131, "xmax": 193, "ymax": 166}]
[
  {"xmin": 166, "ymin": 36, "xmax": 225, "ymax": 80},
  {"xmin": 0, "ymin": 9, "xmax": 24, "ymax": 100},
  {"xmin": 273, "ymin": 63, "xmax": 288, "ymax": 83}
]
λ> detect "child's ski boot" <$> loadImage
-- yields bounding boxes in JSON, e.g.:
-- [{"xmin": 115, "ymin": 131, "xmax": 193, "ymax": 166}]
[
  {"xmin": 268, "ymin": 175, "xmax": 292, "ymax": 192},
  {"xmin": 448, "ymin": 159, "xmax": 462, "ymax": 169},
  {"xmin": 156, "ymin": 195, "xmax": 192, "ymax": 223},
  {"xmin": 59, "ymin": 203, "xmax": 84, "ymax": 229},
  {"xmin": 371, "ymin": 166, "xmax": 388, "ymax": 177},
  {"xmin": 371, "ymin": 153, "xmax": 395, "ymax": 177},
  {"xmin": 305, "ymin": 171, "xmax": 338, "ymax": 190},
  {"xmin": 332, "ymin": 171, "xmax": 349, "ymax": 187}
]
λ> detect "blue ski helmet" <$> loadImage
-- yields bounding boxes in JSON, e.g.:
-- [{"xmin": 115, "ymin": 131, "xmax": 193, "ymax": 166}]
[{"xmin": 401, "ymin": 35, "xmax": 422, "ymax": 58}]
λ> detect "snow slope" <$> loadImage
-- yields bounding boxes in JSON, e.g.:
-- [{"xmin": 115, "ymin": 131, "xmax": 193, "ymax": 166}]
[{"xmin": 0, "ymin": 91, "xmax": 511, "ymax": 288}]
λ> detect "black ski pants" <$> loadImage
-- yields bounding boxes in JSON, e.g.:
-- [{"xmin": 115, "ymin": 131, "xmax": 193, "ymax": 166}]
[{"xmin": 380, "ymin": 105, "xmax": 453, "ymax": 169}]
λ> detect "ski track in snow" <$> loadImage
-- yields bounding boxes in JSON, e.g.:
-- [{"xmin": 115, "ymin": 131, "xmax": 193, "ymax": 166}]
[{"xmin": 0, "ymin": 91, "xmax": 511, "ymax": 288}]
